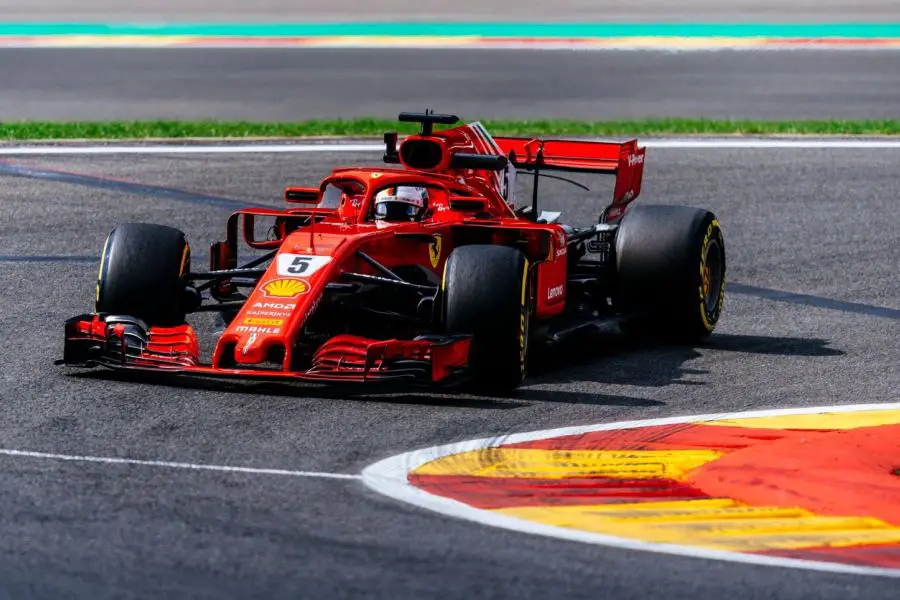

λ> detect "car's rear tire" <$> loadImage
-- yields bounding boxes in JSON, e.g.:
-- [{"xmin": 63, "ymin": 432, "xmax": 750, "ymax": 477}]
[
  {"xmin": 442, "ymin": 245, "xmax": 531, "ymax": 393},
  {"xmin": 95, "ymin": 222, "xmax": 191, "ymax": 326},
  {"xmin": 615, "ymin": 204, "xmax": 726, "ymax": 341}
]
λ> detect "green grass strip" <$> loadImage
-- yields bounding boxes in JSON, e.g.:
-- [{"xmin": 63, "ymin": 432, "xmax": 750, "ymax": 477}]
[
  {"xmin": 2, "ymin": 119, "xmax": 900, "ymax": 140},
  {"xmin": 1, "ymin": 22, "xmax": 900, "ymax": 38}
]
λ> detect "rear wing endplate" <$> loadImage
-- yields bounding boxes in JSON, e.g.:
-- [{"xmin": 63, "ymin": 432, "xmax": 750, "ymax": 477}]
[{"xmin": 493, "ymin": 137, "xmax": 646, "ymax": 205}]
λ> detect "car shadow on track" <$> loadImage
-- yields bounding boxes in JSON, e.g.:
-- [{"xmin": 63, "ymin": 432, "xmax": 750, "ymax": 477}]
[
  {"xmin": 69, "ymin": 369, "xmax": 657, "ymax": 409},
  {"xmin": 510, "ymin": 388, "xmax": 665, "ymax": 407},
  {"xmin": 702, "ymin": 333, "xmax": 845, "ymax": 357},
  {"xmin": 526, "ymin": 331, "xmax": 844, "ymax": 389},
  {"xmin": 69, "ymin": 370, "xmax": 530, "ymax": 409}
]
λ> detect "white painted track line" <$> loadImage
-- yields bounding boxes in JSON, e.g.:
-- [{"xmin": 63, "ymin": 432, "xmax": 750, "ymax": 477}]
[
  {"xmin": 647, "ymin": 139, "xmax": 900, "ymax": 148},
  {"xmin": 0, "ymin": 144, "xmax": 384, "ymax": 155},
  {"xmin": 0, "ymin": 448, "xmax": 361, "ymax": 480},
  {"xmin": 1, "ymin": 139, "xmax": 900, "ymax": 155}
]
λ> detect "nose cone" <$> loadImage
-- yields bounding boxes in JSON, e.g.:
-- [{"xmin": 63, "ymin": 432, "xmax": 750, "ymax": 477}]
[{"xmin": 235, "ymin": 332, "xmax": 266, "ymax": 364}]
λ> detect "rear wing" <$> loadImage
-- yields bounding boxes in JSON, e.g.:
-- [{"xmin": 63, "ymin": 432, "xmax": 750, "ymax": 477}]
[{"xmin": 493, "ymin": 137, "xmax": 646, "ymax": 206}]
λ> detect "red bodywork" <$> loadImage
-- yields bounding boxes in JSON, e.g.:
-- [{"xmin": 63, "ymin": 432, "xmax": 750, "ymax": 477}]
[{"xmin": 63, "ymin": 119, "xmax": 645, "ymax": 385}]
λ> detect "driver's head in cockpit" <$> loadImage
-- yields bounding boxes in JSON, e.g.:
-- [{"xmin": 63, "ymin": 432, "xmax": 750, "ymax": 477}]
[{"xmin": 374, "ymin": 186, "xmax": 429, "ymax": 222}]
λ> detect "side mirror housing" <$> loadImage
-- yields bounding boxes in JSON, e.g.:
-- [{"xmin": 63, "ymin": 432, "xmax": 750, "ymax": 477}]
[{"xmin": 284, "ymin": 187, "xmax": 320, "ymax": 204}]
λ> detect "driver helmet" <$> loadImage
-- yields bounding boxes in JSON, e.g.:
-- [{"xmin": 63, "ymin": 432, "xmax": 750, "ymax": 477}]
[{"xmin": 374, "ymin": 186, "xmax": 429, "ymax": 222}]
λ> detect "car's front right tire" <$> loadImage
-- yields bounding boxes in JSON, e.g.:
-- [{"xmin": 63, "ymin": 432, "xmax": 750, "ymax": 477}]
[{"xmin": 442, "ymin": 244, "xmax": 531, "ymax": 393}]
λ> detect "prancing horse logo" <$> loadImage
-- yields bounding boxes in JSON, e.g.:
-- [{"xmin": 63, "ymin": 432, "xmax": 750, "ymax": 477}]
[{"xmin": 429, "ymin": 234, "xmax": 442, "ymax": 269}]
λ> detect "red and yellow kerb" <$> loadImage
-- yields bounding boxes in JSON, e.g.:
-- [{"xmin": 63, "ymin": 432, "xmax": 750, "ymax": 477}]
[{"xmin": 409, "ymin": 408, "xmax": 900, "ymax": 569}]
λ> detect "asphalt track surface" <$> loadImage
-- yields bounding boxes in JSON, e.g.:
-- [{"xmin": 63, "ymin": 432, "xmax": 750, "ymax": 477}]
[
  {"xmin": 0, "ymin": 144, "xmax": 898, "ymax": 598},
  {"xmin": 3, "ymin": 48, "xmax": 900, "ymax": 121},
  {"xmin": 1, "ymin": 0, "xmax": 896, "ymax": 22}
]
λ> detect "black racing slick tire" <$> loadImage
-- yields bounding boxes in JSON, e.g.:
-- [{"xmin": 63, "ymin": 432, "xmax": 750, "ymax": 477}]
[
  {"xmin": 442, "ymin": 245, "xmax": 531, "ymax": 393},
  {"xmin": 615, "ymin": 204, "xmax": 726, "ymax": 341},
  {"xmin": 95, "ymin": 222, "xmax": 191, "ymax": 326}
]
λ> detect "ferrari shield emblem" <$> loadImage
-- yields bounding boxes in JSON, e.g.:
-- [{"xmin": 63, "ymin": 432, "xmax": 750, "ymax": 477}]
[{"xmin": 429, "ymin": 234, "xmax": 442, "ymax": 268}]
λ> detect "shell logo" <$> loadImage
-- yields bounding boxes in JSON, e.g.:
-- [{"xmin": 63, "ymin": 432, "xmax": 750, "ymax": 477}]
[{"xmin": 262, "ymin": 278, "xmax": 309, "ymax": 298}]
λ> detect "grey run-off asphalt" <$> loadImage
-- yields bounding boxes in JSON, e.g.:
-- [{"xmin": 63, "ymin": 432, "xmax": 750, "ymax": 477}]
[
  {"xmin": 0, "ymin": 144, "xmax": 897, "ymax": 598},
  {"xmin": 1, "ymin": 48, "xmax": 899, "ymax": 120}
]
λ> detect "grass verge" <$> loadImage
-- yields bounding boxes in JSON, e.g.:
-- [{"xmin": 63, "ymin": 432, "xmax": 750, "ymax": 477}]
[{"xmin": 1, "ymin": 119, "xmax": 899, "ymax": 140}]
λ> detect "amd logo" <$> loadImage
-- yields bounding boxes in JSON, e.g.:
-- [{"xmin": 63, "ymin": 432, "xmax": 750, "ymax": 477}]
[{"xmin": 252, "ymin": 302, "xmax": 294, "ymax": 310}]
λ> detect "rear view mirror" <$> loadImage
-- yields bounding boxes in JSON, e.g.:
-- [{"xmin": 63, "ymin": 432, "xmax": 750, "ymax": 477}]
[{"xmin": 285, "ymin": 186, "xmax": 321, "ymax": 204}]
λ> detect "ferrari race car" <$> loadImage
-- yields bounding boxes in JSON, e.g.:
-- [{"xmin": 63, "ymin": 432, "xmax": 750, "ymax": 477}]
[{"xmin": 60, "ymin": 112, "xmax": 726, "ymax": 392}]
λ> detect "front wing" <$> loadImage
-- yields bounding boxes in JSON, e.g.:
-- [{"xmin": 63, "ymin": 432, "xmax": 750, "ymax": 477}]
[{"xmin": 59, "ymin": 314, "xmax": 472, "ymax": 384}]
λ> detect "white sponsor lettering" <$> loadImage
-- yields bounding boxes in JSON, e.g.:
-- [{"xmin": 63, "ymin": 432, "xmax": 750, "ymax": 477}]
[
  {"xmin": 242, "ymin": 333, "xmax": 258, "ymax": 356},
  {"xmin": 307, "ymin": 295, "xmax": 322, "ymax": 317},
  {"xmin": 555, "ymin": 229, "xmax": 568, "ymax": 258},
  {"xmin": 548, "ymin": 285, "xmax": 564, "ymax": 300},
  {"xmin": 276, "ymin": 254, "xmax": 332, "ymax": 278},
  {"xmin": 252, "ymin": 302, "xmax": 295, "ymax": 310},
  {"xmin": 235, "ymin": 326, "xmax": 281, "ymax": 334},
  {"xmin": 628, "ymin": 154, "xmax": 644, "ymax": 167}
]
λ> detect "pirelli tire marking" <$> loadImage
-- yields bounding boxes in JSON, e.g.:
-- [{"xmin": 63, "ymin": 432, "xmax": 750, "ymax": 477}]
[
  {"xmin": 95, "ymin": 231, "xmax": 113, "ymax": 306},
  {"xmin": 699, "ymin": 219, "xmax": 726, "ymax": 332},
  {"xmin": 519, "ymin": 259, "xmax": 530, "ymax": 377}
]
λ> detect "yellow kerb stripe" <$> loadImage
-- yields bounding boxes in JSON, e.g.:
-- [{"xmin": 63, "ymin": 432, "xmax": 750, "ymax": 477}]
[
  {"xmin": 496, "ymin": 499, "xmax": 900, "ymax": 552},
  {"xmin": 703, "ymin": 409, "xmax": 900, "ymax": 430},
  {"xmin": 412, "ymin": 448, "xmax": 723, "ymax": 481}
]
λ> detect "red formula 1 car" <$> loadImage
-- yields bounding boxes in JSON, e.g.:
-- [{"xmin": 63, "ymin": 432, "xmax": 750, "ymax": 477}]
[{"xmin": 60, "ymin": 112, "xmax": 726, "ymax": 392}]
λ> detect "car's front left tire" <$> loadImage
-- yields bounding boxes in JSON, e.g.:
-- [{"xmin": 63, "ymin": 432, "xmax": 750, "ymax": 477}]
[{"xmin": 95, "ymin": 222, "xmax": 191, "ymax": 326}]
